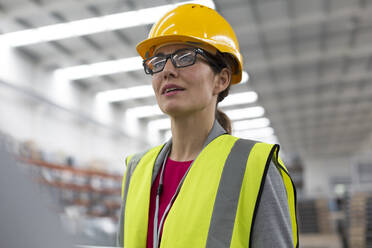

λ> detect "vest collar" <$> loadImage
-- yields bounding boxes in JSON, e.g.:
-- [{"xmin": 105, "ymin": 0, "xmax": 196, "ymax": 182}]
[
  {"xmin": 151, "ymin": 120, "xmax": 227, "ymax": 184},
  {"xmin": 202, "ymin": 120, "xmax": 227, "ymax": 148}
]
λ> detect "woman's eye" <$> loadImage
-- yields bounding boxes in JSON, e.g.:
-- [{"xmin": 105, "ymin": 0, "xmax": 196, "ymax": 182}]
[
  {"xmin": 153, "ymin": 59, "xmax": 166, "ymax": 70},
  {"xmin": 176, "ymin": 52, "xmax": 194, "ymax": 64}
]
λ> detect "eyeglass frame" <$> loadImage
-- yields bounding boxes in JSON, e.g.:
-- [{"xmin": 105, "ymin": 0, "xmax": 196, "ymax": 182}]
[{"xmin": 142, "ymin": 47, "xmax": 224, "ymax": 75}]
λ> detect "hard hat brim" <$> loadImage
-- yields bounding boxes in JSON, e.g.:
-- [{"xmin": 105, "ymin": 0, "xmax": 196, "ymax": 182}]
[
  {"xmin": 136, "ymin": 34, "xmax": 216, "ymax": 59},
  {"xmin": 136, "ymin": 34, "xmax": 242, "ymax": 84}
]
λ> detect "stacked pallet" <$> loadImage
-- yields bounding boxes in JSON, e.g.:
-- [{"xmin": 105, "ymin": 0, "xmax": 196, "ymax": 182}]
[
  {"xmin": 316, "ymin": 199, "xmax": 333, "ymax": 233},
  {"xmin": 298, "ymin": 198, "xmax": 332, "ymax": 234},
  {"xmin": 348, "ymin": 192, "xmax": 372, "ymax": 248}
]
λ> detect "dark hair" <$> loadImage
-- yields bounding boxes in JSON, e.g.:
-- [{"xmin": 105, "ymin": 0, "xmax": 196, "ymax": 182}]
[
  {"xmin": 205, "ymin": 50, "xmax": 233, "ymax": 134},
  {"xmin": 216, "ymin": 108, "xmax": 232, "ymax": 134}
]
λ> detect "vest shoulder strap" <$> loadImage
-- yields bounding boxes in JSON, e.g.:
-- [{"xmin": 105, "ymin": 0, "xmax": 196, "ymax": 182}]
[{"xmin": 118, "ymin": 146, "xmax": 162, "ymax": 247}]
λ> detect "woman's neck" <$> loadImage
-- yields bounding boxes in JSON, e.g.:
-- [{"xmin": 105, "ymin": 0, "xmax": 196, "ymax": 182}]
[{"xmin": 169, "ymin": 110, "xmax": 215, "ymax": 162}]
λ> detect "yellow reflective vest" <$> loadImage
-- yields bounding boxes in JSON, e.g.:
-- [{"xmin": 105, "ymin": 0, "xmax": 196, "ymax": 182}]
[{"xmin": 118, "ymin": 123, "xmax": 298, "ymax": 248}]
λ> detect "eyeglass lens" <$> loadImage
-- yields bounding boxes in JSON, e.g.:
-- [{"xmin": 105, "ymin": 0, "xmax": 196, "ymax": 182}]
[{"xmin": 144, "ymin": 49, "xmax": 198, "ymax": 74}]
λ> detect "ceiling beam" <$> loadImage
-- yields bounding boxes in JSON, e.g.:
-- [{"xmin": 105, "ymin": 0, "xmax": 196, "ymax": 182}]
[
  {"xmin": 249, "ymin": 44, "xmax": 372, "ymax": 72},
  {"xmin": 236, "ymin": 5, "xmax": 372, "ymax": 37},
  {"xmin": 39, "ymin": 41, "xmax": 133, "ymax": 68},
  {"xmin": 0, "ymin": 0, "xmax": 95, "ymax": 22},
  {"xmin": 259, "ymin": 69, "xmax": 372, "ymax": 96},
  {"xmin": 1, "ymin": 2, "xmax": 371, "ymax": 45}
]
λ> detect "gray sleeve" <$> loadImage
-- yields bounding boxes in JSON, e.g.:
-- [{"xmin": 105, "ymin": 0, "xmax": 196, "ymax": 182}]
[{"xmin": 251, "ymin": 161, "xmax": 294, "ymax": 247}]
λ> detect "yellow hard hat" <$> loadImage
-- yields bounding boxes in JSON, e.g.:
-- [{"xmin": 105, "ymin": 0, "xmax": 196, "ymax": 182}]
[{"xmin": 136, "ymin": 3, "xmax": 243, "ymax": 84}]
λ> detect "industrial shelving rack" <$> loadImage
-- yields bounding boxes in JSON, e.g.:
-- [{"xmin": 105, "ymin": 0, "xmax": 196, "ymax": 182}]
[{"xmin": 17, "ymin": 156, "xmax": 123, "ymax": 221}]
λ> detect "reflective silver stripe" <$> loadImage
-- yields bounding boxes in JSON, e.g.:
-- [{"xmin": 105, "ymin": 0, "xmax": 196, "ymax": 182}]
[
  {"xmin": 206, "ymin": 139, "xmax": 256, "ymax": 248},
  {"xmin": 117, "ymin": 151, "xmax": 148, "ymax": 247}
]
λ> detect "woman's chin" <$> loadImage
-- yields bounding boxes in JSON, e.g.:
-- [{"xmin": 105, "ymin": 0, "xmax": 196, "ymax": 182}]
[
  {"xmin": 162, "ymin": 108, "xmax": 183, "ymax": 117},
  {"xmin": 161, "ymin": 105, "xmax": 191, "ymax": 118}
]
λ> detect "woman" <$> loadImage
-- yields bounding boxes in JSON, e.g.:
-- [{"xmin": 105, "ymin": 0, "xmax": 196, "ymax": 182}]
[{"xmin": 118, "ymin": 4, "xmax": 298, "ymax": 248}]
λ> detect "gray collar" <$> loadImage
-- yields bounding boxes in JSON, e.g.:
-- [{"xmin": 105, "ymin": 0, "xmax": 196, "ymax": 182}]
[{"xmin": 151, "ymin": 120, "xmax": 227, "ymax": 184}]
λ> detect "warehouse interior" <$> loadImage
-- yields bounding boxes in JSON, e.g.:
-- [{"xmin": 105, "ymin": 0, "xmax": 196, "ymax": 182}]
[{"xmin": 1, "ymin": 0, "xmax": 372, "ymax": 247}]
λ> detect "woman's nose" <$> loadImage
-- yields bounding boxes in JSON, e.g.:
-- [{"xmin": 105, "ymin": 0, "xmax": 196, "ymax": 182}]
[{"xmin": 161, "ymin": 58, "xmax": 177, "ymax": 79}]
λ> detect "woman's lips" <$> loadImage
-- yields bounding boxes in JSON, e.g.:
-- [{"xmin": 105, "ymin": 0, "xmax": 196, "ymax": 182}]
[
  {"xmin": 163, "ymin": 88, "xmax": 185, "ymax": 96},
  {"xmin": 161, "ymin": 84, "xmax": 185, "ymax": 95}
]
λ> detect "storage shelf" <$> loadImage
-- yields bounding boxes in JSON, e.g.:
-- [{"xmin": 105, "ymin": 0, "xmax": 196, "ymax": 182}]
[
  {"xmin": 18, "ymin": 157, "xmax": 122, "ymax": 180},
  {"xmin": 38, "ymin": 179, "xmax": 121, "ymax": 195},
  {"xmin": 16, "ymin": 156, "xmax": 123, "ymax": 221}
]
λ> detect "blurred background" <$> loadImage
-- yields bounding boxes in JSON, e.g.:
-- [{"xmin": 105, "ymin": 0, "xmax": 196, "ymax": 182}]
[{"xmin": 0, "ymin": 0, "xmax": 372, "ymax": 247}]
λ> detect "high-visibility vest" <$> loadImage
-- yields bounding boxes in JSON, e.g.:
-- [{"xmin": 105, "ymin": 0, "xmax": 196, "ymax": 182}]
[{"xmin": 119, "ymin": 135, "xmax": 298, "ymax": 248}]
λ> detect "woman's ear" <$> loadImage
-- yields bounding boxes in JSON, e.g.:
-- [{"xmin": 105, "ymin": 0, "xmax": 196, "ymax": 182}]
[{"xmin": 213, "ymin": 68, "xmax": 231, "ymax": 95}]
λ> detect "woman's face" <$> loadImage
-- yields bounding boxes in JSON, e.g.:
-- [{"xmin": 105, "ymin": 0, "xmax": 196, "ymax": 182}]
[{"xmin": 151, "ymin": 44, "xmax": 227, "ymax": 118}]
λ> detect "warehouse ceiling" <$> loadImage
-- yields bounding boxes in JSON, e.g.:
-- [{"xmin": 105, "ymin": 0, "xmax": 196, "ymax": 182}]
[{"xmin": 1, "ymin": 0, "xmax": 372, "ymax": 160}]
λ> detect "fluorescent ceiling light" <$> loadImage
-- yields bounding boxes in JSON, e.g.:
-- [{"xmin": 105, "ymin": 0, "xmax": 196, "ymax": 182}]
[
  {"xmin": 126, "ymin": 105, "xmax": 163, "ymax": 118},
  {"xmin": 219, "ymin": 91, "xmax": 258, "ymax": 107},
  {"xmin": 146, "ymin": 117, "xmax": 271, "ymax": 132},
  {"xmin": 55, "ymin": 59, "xmax": 249, "ymax": 82},
  {"xmin": 124, "ymin": 89, "xmax": 257, "ymax": 119},
  {"xmin": 240, "ymin": 71, "xmax": 249, "ymax": 84},
  {"xmin": 233, "ymin": 118, "xmax": 270, "ymax": 131},
  {"xmin": 257, "ymin": 135, "xmax": 279, "ymax": 144},
  {"xmin": 226, "ymin": 106, "xmax": 265, "ymax": 121},
  {"xmin": 120, "ymin": 90, "xmax": 258, "ymax": 116},
  {"xmin": 54, "ymin": 56, "xmax": 143, "ymax": 80},
  {"xmin": 234, "ymin": 127, "xmax": 275, "ymax": 139},
  {"xmin": 148, "ymin": 118, "xmax": 171, "ymax": 131},
  {"xmin": 96, "ymin": 85, "xmax": 154, "ymax": 102},
  {"xmin": 155, "ymin": 123, "xmax": 275, "ymax": 142},
  {"xmin": 164, "ymin": 130, "xmax": 172, "ymax": 140},
  {"xmin": 0, "ymin": 0, "xmax": 215, "ymax": 47}
]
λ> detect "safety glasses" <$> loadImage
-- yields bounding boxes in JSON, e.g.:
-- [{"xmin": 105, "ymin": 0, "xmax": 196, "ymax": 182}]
[{"xmin": 143, "ymin": 48, "xmax": 221, "ymax": 75}]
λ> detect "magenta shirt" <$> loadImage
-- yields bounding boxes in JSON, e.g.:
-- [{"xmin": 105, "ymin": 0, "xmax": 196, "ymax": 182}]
[{"xmin": 146, "ymin": 157, "xmax": 193, "ymax": 248}]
